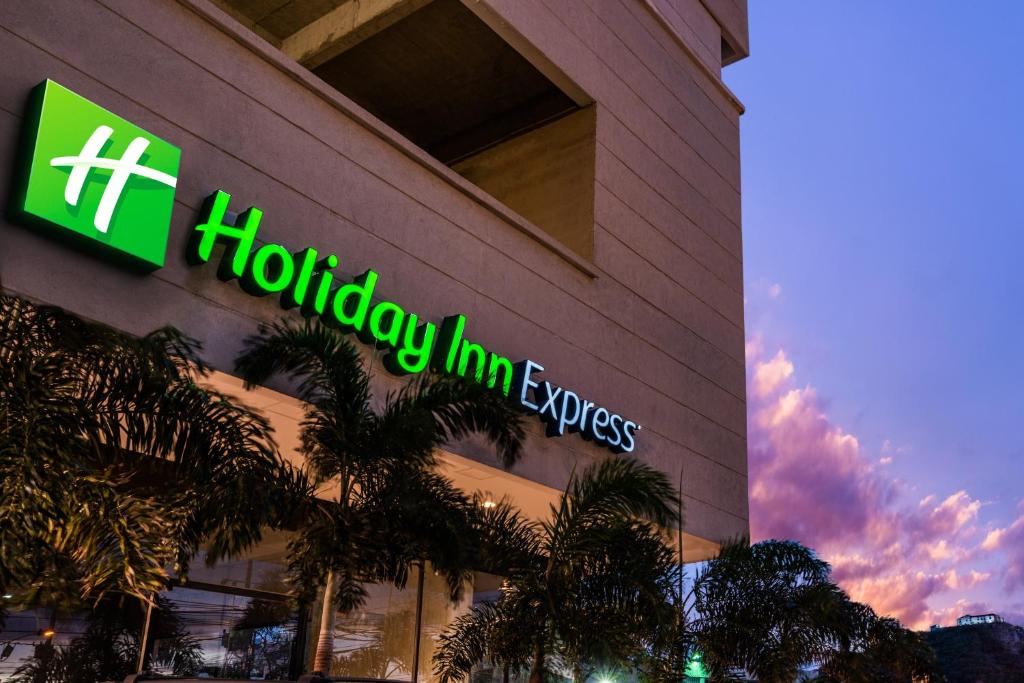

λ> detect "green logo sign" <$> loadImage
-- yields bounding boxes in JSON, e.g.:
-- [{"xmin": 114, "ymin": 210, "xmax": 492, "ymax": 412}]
[
  {"xmin": 9, "ymin": 78, "xmax": 642, "ymax": 453},
  {"xmin": 13, "ymin": 80, "xmax": 180, "ymax": 269}
]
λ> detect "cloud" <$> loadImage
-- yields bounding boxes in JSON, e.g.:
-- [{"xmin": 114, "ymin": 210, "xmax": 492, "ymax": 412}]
[
  {"xmin": 751, "ymin": 350, "xmax": 794, "ymax": 397},
  {"xmin": 746, "ymin": 339, "xmax": 1001, "ymax": 629},
  {"xmin": 977, "ymin": 509, "xmax": 1024, "ymax": 590}
]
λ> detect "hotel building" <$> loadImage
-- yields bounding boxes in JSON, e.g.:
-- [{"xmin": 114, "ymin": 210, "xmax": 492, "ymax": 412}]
[{"xmin": 0, "ymin": 0, "xmax": 749, "ymax": 678}]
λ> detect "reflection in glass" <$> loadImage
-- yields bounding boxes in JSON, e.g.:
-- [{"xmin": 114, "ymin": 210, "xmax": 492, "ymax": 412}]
[
  {"xmin": 0, "ymin": 596, "xmax": 200, "ymax": 683},
  {"xmin": 154, "ymin": 586, "xmax": 297, "ymax": 679},
  {"xmin": 331, "ymin": 568, "xmax": 421, "ymax": 680},
  {"xmin": 417, "ymin": 570, "xmax": 477, "ymax": 682},
  {"xmin": 466, "ymin": 573, "xmax": 528, "ymax": 683}
]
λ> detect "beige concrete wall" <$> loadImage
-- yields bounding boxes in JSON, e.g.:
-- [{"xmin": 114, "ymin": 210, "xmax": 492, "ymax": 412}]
[
  {"xmin": 700, "ymin": 0, "xmax": 750, "ymax": 62},
  {"xmin": 649, "ymin": 0, "xmax": 722, "ymax": 74},
  {"xmin": 452, "ymin": 107, "xmax": 597, "ymax": 260},
  {"xmin": 0, "ymin": 0, "xmax": 748, "ymax": 548}
]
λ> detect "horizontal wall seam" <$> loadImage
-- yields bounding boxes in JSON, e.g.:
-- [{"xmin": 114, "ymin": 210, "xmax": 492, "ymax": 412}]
[
  {"xmin": 0, "ymin": 16, "xmax": 749, "ymax": 446},
  {"xmin": 598, "ymin": 140, "xmax": 742, "ymax": 261},
  {"xmin": 167, "ymin": 0, "xmax": 601, "ymax": 278},
  {"xmin": 533, "ymin": 0, "xmax": 742, "ymax": 216},
  {"xmin": 4, "ymin": 8, "xmax": 749, "ymax": 373},
  {"xmin": 581, "ymin": 0, "xmax": 742, "ymax": 167},
  {"xmin": 637, "ymin": 0, "xmax": 744, "ymax": 114},
  {"xmin": 595, "ymin": 221, "xmax": 743, "ymax": 332},
  {"xmin": 595, "ymin": 178, "xmax": 743, "ymax": 295}
]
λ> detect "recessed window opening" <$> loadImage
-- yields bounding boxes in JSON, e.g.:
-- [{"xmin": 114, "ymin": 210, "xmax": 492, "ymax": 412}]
[{"xmin": 212, "ymin": 0, "xmax": 597, "ymax": 259}]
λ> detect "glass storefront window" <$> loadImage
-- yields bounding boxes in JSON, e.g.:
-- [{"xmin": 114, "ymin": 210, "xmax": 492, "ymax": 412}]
[
  {"xmin": 465, "ymin": 573, "xmax": 530, "ymax": 683},
  {"xmin": 152, "ymin": 585, "xmax": 297, "ymax": 680},
  {"xmin": 331, "ymin": 571, "xmax": 421, "ymax": 680},
  {"xmin": 328, "ymin": 565, "xmax": 491, "ymax": 682},
  {"xmin": 152, "ymin": 533, "xmax": 299, "ymax": 679},
  {"xmin": 0, "ymin": 558, "xmax": 501, "ymax": 681},
  {"xmin": 417, "ymin": 569, "xmax": 460, "ymax": 683}
]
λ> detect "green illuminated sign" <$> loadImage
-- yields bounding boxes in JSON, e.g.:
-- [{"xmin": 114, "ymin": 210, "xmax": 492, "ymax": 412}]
[
  {"xmin": 187, "ymin": 190, "xmax": 640, "ymax": 453},
  {"xmin": 9, "ymin": 80, "xmax": 641, "ymax": 454},
  {"xmin": 188, "ymin": 190, "xmax": 515, "ymax": 384},
  {"xmin": 13, "ymin": 80, "xmax": 180, "ymax": 269}
]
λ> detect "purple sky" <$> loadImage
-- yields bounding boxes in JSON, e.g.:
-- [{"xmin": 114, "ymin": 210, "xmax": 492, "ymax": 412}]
[{"xmin": 725, "ymin": 1, "xmax": 1024, "ymax": 628}]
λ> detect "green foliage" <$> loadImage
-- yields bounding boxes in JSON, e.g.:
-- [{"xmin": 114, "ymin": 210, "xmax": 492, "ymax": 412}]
[
  {"xmin": 0, "ymin": 293, "xmax": 302, "ymax": 608},
  {"xmin": 818, "ymin": 614, "xmax": 940, "ymax": 683},
  {"xmin": 691, "ymin": 539, "xmax": 852, "ymax": 682},
  {"xmin": 432, "ymin": 458, "xmax": 681, "ymax": 683},
  {"xmin": 639, "ymin": 537, "xmax": 940, "ymax": 683},
  {"xmin": 8, "ymin": 595, "xmax": 201, "ymax": 683},
  {"xmin": 234, "ymin": 316, "xmax": 526, "ymax": 613}
]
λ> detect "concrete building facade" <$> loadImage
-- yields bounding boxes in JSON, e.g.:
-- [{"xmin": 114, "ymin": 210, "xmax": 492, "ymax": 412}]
[{"xmin": 0, "ymin": 0, "xmax": 749, "ymax": 677}]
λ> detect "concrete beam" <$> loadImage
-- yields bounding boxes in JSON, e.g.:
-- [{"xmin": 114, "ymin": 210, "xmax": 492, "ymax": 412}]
[{"xmin": 280, "ymin": 0, "xmax": 434, "ymax": 69}]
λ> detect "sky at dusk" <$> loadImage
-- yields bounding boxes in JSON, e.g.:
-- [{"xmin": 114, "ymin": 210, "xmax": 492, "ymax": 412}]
[{"xmin": 725, "ymin": 1, "xmax": 1024, "ymax": 629}]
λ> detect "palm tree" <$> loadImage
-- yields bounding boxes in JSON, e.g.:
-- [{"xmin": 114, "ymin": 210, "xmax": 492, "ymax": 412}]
[
  {"xmin": 432, "ymin": 457, "xmax": 680, "ymax": 683},
  {"xmin": 817, "ymin": 613, "xmax": 939, "ymax": 683},
  {"xmin": 688, "ymin": 539, "xmax": 872, "ymax": 683},
  {"xmin": 234, "ymin": 317, "xmax": 526, "ymax": 674},
  {"xmin": 0, "ymin": 292, "xmax": 301, "ymax": 612},
  {"xmin": 8, "ymin": 594, "xmax": 203, "ymax": 683}
]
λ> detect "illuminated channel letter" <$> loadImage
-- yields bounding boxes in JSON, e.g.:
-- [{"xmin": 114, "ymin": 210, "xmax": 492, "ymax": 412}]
[
  {"xmin": 242, "ymin": 243, "xmax": 295, "ymax": 296},
  {"xmin": 619, "ymin": 421, "xmax": 640, "ymax": 453},
  {"xmin": 589, "ymin": 407, "xmax": 610, "ymax": 441},
  {"xmin": 282, "ymin": 248, "xmax": 321, "ymax": 309},
  {"xmin": 435, "ymin": 315, "xmax": 467, "ymax": 373},
  {"xmin": 512, "ymin": 360, "xmax": 543, "ymax": 411},
  {"xmin": 327, "ymin": 270, "xmax": 378, "ymax": 334},
  {"xmin": 363, "ymin": 300, "xmax": 405, "ymax": 347},
  {"xmin": 301, "ymin": 254, "xmax": 339, "ymax": 317},
  {"xmin": 536, "ymin": 382, "xmax": 562, "ymax": 423},
  {"xmin": 383, "ymin": 314, "xmax": 437, "ymax": 375},
  {"xmin": 187, "ymin": 190, "xmax": 260, "ymax": 281},
  {"xmin": 486, "ymin": 354, "xmax": 514, "ymax": 396},
  {"xmin": 457, "ymin": 340, "xmax": 488, "ymax": 383},
  {"xmin": 557, "ymin": 390, "xmax": 582, "ymax": 435},
  {"xmin": 606, "ymin": 414, "xmax": 624, "ymax": 448}
]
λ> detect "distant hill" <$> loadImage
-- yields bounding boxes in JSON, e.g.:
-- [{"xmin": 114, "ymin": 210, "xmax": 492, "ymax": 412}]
[{"xmin": 922, "ymin": 621, "xmax": 1024, "ymax": 682}]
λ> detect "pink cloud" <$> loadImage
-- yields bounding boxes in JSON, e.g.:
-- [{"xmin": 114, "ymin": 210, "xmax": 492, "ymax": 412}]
[
  {"xmin": 745, "ymin": 341, "xmax": 1006, "ymax": 629},
  {"xmin": 751, "ymin": 350, "xmax": 794, "ymax": 397},
  {"xmin": 978, "ymin": 507, "xmax": 1024, "ymax": 591}
]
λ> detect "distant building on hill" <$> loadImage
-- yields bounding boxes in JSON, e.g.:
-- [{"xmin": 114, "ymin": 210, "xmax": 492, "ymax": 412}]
[
  {"xmin": 956, "ymin": 612, "xmax": 1003, "ymax": 626},
  {"xmin": 922, "ymin": 617, "xmax": 1024, "ymax": 683}
]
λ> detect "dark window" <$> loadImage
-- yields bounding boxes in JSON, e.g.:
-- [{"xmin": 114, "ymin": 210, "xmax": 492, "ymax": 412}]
[{"xmin": 214, "ymin": 0, "xmax": 597, "ymax": 259}]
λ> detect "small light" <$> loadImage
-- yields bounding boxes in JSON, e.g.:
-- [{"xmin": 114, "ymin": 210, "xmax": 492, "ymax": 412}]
[
  {"xmin": 482, "ymin": 500, "xmax": 496, "ymax": 509},
  {"xmin": 41, "ymin": 629, "xmax": 56, "ymax": 638},
  {"xmin": 1, "ymin": 594, "xmax": 12, "ymax": 600}
]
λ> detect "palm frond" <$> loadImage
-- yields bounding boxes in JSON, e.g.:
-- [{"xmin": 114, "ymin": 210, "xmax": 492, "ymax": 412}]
[
  {"xmin": 370, "ymin": 373, "xmax": 525, "ymax": 469},
  {"xmin": 433, "ymin": 603, "xmax": 499, "ymax": 683},
  {"xmin": 546, "ymin": 458, "xmax": 678, "ymax": 562},
  {"xmin": 0, "ymin": 292, "xmax": 297, "ymax": 605}
]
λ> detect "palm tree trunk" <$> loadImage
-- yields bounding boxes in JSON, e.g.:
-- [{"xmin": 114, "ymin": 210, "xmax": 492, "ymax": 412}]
[
  {"xmin": 313, "ymin": 570, "xmax": 338, "ymax": 674},
  {"xmin": 527, "ymin": 639, "xmax": 546, "ymax": 683}
]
